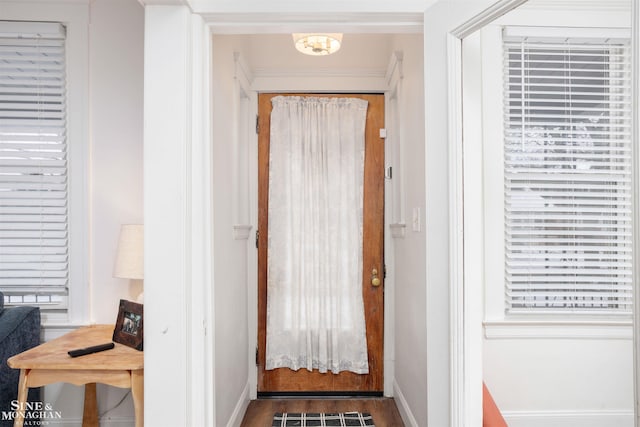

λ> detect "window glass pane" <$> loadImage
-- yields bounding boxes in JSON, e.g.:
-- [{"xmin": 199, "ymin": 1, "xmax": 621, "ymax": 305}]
[{"xmin": 503, "ymin": 34, "xmax": 632, "ymax": 314}]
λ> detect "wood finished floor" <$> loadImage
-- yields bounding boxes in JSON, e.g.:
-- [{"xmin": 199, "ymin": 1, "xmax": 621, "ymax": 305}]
[{"xmin": 240, "ymin": 398, "xmax": 404, "ymax": 427}]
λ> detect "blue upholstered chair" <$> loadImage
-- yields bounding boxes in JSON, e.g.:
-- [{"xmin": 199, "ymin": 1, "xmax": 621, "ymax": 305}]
[{"xmin": 0, "ymin": 292, "xmax": 41, "ymax": 426}]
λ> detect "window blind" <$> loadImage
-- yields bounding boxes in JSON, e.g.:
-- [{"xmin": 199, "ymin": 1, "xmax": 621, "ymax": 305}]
[
  {"xmin": 503, "ymin": 30, "xmax": 632, "ymax": 314},
  {"xmin": 0, "ymin": 21, "xmax": 68, "ymax": 309}
]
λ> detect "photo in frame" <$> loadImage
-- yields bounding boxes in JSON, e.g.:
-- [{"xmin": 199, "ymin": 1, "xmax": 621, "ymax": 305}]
[{"xmin": 113, "ymin": 299, "xmax": 143, "ymax": 351}]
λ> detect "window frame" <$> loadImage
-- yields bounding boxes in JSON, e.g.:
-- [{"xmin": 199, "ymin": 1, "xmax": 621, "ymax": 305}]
[
  {"xmin": 478, "ymin": 23, "xmax": 634, "ymax": 336},
  {"xmin": 1, "ymin": 3, "xmax": 90, "ymax": 325}
]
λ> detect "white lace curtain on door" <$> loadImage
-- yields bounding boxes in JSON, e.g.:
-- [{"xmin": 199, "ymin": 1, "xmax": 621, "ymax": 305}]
[{"xmin": 266, "ymin": 96, "xmax": 369, "ymax": 374}]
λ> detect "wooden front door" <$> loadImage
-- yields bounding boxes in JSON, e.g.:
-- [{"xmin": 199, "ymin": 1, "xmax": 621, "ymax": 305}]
[{"xmin": 257, "ymin": 93, "xmax": 385, "ymax": 393}]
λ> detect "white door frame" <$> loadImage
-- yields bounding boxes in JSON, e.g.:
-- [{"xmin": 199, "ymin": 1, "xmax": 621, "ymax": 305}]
[
  {"xmin": 633, "ymin": 2, "xmax": 640, "ymax": 426},
  {"xmin": 446, "ymin": 2, "xmax": 529, "ymax": 424},
  {"xmin": 142, "ymin": 1, "xmax": 640, "ymax": 426}
]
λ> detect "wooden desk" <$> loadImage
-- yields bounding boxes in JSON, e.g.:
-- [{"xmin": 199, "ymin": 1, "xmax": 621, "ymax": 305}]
[{"xmin": 7, "ymin": 324, "xmax": 143, "ymax": 427}]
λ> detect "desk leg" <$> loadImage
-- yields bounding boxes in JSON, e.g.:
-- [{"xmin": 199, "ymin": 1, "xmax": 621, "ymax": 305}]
[
  {"xmin": 12, "ymin": 369, "xmax": 28, "ymax": 427},
  {"xmin": 131, "ymin": 370, "xmax": 144, "ymax": 427},
  {"xmin": 82, "ymin": 383, "xmax": 98, "ymax": 427}
]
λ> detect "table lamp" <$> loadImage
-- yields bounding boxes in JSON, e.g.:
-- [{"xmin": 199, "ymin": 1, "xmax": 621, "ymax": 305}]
[{"xmin": 113, "ymin": 224, "xmax": 144, "ymax": 302}]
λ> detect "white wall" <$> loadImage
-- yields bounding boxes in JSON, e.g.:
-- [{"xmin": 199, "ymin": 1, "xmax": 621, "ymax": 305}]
[
  {"xmin": 90, "ymin": 0, "xmax": 145, "ymax": 323},
  {"xmin": 0, "ymin": 0, "xmax": 145, "ymax": 424},
  {"xmin": 464, "ymin": 3, "xmax": 635, "ymax": 426},
  {"xmin": 88, "ymin": 1, "xmax": 144, "ymax": 425},
  {"xmin": 210, "ymin": 34, "xmax": 252, "ymax": 427},
  {"xmin": 388, "ymin": 34, "xmax": 429, "ymax": 427}
]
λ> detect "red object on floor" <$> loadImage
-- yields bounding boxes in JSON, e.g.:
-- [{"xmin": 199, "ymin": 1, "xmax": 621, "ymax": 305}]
[{"xmin": 483, "ymin": 382, "xmax": 507, "ymax": 427}]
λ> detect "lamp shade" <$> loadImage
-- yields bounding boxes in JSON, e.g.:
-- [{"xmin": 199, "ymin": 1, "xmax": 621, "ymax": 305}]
[{"xmin": 114, "ymin": 224, "xmax": 144, "ymax": 280}]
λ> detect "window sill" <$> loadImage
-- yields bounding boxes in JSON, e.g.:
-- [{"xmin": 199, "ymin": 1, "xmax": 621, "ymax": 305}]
[
  {"xmin": 483, "ymin": 319, "xmax": 632, "ymax": 340},
  {"xmin": 41, "ymin": 323, "xmax": 91, "ymax": 341}
]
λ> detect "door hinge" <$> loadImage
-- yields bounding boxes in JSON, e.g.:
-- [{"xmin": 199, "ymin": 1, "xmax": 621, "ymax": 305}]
[
  {"xmin": 384, "ymin": 264, "xmax": 387, "ymax": 279},
  {"xmin": 255, "ymin": 229, "xmax": 259, "ymax": 249},
  {"xmin": 255, "ymin": 347, "xmax": 259, "ymax": 365},
  {"xmin": 256, "ymin": 115, "xmax": 260, "ymax": 134}
]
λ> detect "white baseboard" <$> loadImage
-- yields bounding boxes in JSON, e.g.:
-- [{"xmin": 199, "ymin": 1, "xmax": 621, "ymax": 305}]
[
  {"xmin": 226, "ymin": 381, "xmax": 250, "ymax": 427},
  {"xmin": 100, "ymin": 417, "xmax": 136, "ymax": 426},
  {"xmin": 44, "ymin": 416, "xmax": 135, "ymax": 426},
  {"xmin": 503, "ymin": 409, "xmax": 634, "ymax": 427},
  {"xmin": 393, "ymin": 379, "xmax": 418, "ymax": 427}
]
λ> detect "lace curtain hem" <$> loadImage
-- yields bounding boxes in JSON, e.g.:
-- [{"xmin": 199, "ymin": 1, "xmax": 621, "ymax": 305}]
[{"xmin": 266, "ymin": 355, "xmax": 370, "ymax": 375}]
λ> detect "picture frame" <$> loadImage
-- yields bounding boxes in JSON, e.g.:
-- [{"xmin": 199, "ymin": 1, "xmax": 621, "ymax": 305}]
[{"xmin": 112, "ymin": 299, "xmax": 144, "ymax": 351}]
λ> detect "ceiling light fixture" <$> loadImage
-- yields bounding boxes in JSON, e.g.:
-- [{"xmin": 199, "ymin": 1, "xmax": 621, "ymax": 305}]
[{"xmin": 292, "ymin": 33, "xmax": 342, "ymax": 56}]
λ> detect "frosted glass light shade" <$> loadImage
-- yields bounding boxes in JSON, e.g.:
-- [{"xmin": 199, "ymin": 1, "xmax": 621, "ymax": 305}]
[
  {"xmin": 292, "ymin": 33, "xmax": 342, "ymax": 56},
  {"xmin": 114, "ymin": 224, "xmax": 144, "ymax": 280}
]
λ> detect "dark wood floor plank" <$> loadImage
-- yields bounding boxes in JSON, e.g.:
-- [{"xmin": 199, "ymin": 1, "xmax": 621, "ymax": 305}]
[{"xmin": 240, "ymin": 398, "xmax": 404, "ymax": 427}]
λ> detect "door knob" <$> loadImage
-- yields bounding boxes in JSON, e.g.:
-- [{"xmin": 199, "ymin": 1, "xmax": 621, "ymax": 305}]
[{"xmin": 371, "ymin": 268, "xmax": 381, "ymax": 287}]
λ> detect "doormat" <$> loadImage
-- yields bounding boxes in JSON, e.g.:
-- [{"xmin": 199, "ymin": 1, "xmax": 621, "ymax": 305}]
[{"xmin": 272, "ymin": 412, "xmax": 375, "ymax": 426}]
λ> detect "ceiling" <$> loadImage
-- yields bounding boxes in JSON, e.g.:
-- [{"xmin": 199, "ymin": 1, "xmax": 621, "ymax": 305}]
[{"xmin": 220, "ymin": 33, "xmax": 400, "ymax": 72}]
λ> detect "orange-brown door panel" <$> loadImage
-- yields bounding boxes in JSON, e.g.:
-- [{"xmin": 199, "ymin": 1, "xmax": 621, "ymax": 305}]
[{"xmin": 257, "ymin": 93, "xmax": 384, "ymax": 393}]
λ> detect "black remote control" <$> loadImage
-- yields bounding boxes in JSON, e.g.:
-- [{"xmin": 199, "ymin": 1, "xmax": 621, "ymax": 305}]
[{"xmin": 68, "ymin": 342, "xmax": 115, "ymax": 357}]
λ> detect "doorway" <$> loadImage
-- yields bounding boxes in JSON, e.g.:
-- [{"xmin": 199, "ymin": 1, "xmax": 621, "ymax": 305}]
[{"xmin": 256, "ymin": 93, "xmax": 385, "ymax": 394}]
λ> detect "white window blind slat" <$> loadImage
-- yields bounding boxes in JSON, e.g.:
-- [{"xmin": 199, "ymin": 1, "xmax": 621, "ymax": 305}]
[
  {"xmin": 507, "ymin": 275, "xmax": 633, "ymax": 282},
  {"xmin": 507, "ymin": 232, "xmax": 631, "ymax": 239},
  {"xmin": 2, "ymin": 245, "xmax": 68, "ymax": 255},
  {"xmin": 504, "ymin": 173, "xmax": 631, "ymax": 182},
  {"xmin": 507, "ymin": 238, "xmax": 633, "ymax": 245},
  {"xmin": 0, "ymin": 21, "xmax": 68, "ymax": 309},
  {"xmin": 506, "ymin": 152, "xmax": 630, "ymax": 159},
  {"xmin": 0, "ymin": 200, "xmax": 67, "ymax": 208},
  {"xmin": 503, "ymin": 29, "xmax": 632, "ymax": 314},
  {"xmin": 0, "ymin": 87, "xmax": 64, "ymax": 96},
  {"xmin": 0, "ymin": 214, "xmax": 67, "ymax": 223},
  {"xmin": 0, "ymin": 94, "xmax": 65, "ymax": 104},
  {"xmin": 0, "ymin": 228, "xmax": 67, "ymax": 238},
  {"xmin": 0, "ymin": 281, "xmax": 68, "ymax": 290},
  {"xmin": 0, "ymin": 67, "xmax": 66, "ymax": 78}
]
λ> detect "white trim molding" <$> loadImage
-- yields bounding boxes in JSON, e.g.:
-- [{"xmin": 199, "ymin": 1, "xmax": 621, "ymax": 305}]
[
  {"xmin": 250, "ymin": 68, "xmax": 388, "ymax": 93},
  {"xmin": 45, "ymin": 417, "xmax": 136, "ymax": 426},
  {"xmin": 632, "ymin": 1, "xmax": 640, "ymax": 426},
  {"xmin": 450, "ymin": 0, "xmax": 530, "ymax": 39},
  {"xmin": 386, "ymin": 51, "xmax": 404, "ymax": 89},
  {"xmin": 519, "ymin": 0, "xmax": 630, "ymax": 11},
  {"xmin": 447, "ymin": 1, "xmax": 531, "ymax": 426},
  {"xmin": 144, "ymin": 6, "xmax": 215, "ymax": 427},
  {"xmin": 226, "ymin": 381, "xmax": 250, "ymax": 427},
  {"xmin": 232, "ymin": 51, "xmax": 255, "ymax": 230},
  {"xmin": 203, "ymin": 12, "xmax": 425, "ymax": 34},
  {"xmin": 484, "ymin": 320, "xmax": 633, "ymax": 340},
  {"xmin": 386, "ymin": 50, "xmax": 406, "ymax": 230},
  {"xmin": 233, "ymin": 51, "xmax": 254, "ymax": 88},
  {"xmin": 393, "ymin": 380, "xmax": 419, "ymax": 427},
  {"xmin": 447, "ymin": 30, "xmax": 468, "ymax": 427},
  {"xmin": 503, "ymin": 410, "xmax": 634, "ymax": 427}
]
